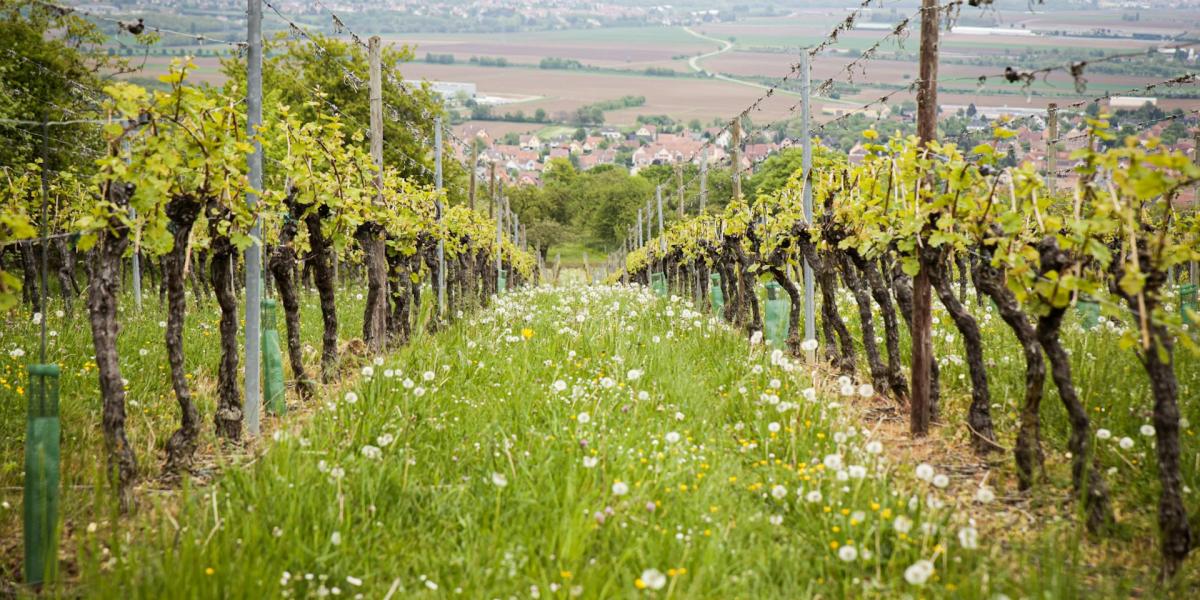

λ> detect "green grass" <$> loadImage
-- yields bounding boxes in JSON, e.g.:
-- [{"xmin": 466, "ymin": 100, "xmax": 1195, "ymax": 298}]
[
  {"xmin": 3, "ymin": 281, "xmax": 1198, "ymax": 596},
  {"xmin": 548, "ymin": 242, "xmax": 609, "ymax": 269},
  {"xmin": 63, "ymin": 285, "xmax": 999, "ymax": 598},
  {"xmin": 0, "ymin": 283, "xmax": 373, "ymax": 585}
]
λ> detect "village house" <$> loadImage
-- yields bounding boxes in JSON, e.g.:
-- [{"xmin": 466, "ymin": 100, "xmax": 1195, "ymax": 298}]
[
  {"xmin": 635, "ymin": 123, "xmax": 658, "ymax": 141},
  {"xmin": 518, "ymin": 134, "xmax": 542, "ymax": 151}
]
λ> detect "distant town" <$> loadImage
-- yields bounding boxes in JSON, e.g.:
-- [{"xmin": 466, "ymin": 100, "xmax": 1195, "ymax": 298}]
[{"xmin": 453, "ymin": 94, "xmax": 1197, "ymax": 204}]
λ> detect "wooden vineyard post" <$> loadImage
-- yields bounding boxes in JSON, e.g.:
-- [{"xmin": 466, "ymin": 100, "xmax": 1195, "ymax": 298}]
[
  {"xmin": 1046, "ymin": 103, "xmax": 1058, "ymax": 194},
  {"xmin": 646, "ymin": 201, "xmax": 653, "ymax": 243},
  {"xmin": 361, "ymin": 35, "xmax": 389, "ymax": 351},
  {"xmin": 469, "ymin": 143, "xmax": 478, "ymax": 212},
  {"xmin": 910, "ymin": 0, "xmax": 940, "ymax": 437},
  {"xmin": 699, "ymin": 149, "xmax": 708, "ymax": 213},
  {"xmin": 488, "ymin": 161, "xmax": 496, "ymax": 219},
  {"xmin": 1193, "ymin": 130, "xmax": 1199, "ymax": 285},
  {"xmin": 495, "ymin": 190, "xmax": 503, "ymax": 292},
  {"xmin": 731, "ymin": 119, "xmax": 742, "ymax": 201},
  {"xmin": 676, "ymin": 163, "xmax": 684, "ymax": 219}
]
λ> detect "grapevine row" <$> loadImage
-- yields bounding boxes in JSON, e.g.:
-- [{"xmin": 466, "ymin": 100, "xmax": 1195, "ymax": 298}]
[{"xmin": 618, "ymin": 123, "xmax": 1200, "ymax": 575}]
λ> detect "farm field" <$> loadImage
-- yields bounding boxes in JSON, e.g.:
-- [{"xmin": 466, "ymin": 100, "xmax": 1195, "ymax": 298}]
[
  {"xmin": 400, "ymin": 62, "xmax": 824, "ymax": 124},
  {"xmin": 116, "ymin": 5, "xmax": 1199, "ymax": 128},
  {"xmin": 392, "ymin": 6, "xmax": 1198, "ymax": 126}
]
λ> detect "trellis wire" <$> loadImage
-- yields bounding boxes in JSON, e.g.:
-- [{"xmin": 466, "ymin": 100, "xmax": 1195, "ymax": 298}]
[{"xmin": 32, "ymin": 0, "xmax": 245, "ymax": 48}]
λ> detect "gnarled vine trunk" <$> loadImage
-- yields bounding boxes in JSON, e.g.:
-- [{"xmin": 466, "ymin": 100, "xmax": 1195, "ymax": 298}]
[
  {"xmin": 850, "ymin": 252, "xmax": 908, "ymax": 401},
  {"xmin": 163, "ymin": 194, "xmax": 202, "ymax": 476},
  {"xmin": 1034, "ymin": 238, "xmax": 1111, "ymax": 532},
  {"xmin": 767, "ymin": 265, "xmax": 803, "ymax": 356},
  {"xmin": 88, "ymin": 182, "xmax": 137, "ymax": 512},
  {"xmin": 55, "ymin": 237, "xmax": 78, "ymax": 312},
  {"xmin": 972, "ymin": 254, "xmax": 1044, "ymax": 489},
  {"xmin": 268, "ymin": 203, "xmax": 313, "ymax": 400},
  {"xmin": 927, "ymin": 249, "xmax": 996, "ymax": 454},
  {"xmin": 208, "ymin": 227, "xmax": 242, "ymax": 441},
  {"xmin": 18, "ymin": 241, "xmax": 39, "ymax": 311},
  {"xmin": 1111, "ymin": 247, "xmax": 1191, "ymax": 579},
  {"xmin": 358, "ymin": 223, "xmax": 390, "ymax": 350},
  {"xmin": 304, "ymin": 209, "xmax": 338, "ymax": 380},
  {"xmin": 840, "ymin": 253, "xmax": 886, "ymax": 392}
]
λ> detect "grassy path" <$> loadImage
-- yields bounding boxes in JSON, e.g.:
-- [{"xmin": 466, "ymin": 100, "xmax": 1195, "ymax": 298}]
[{"xmin": 79, "ymin": 285, "xmax": 1008, "ymax": 598}]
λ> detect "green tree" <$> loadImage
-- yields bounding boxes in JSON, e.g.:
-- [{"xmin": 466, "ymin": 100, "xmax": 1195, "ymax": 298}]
[
  {"xmin": 582, "ymin": 168, "xmax": 653, "ymax": 246},
  {"xmin": 0, "ymin": 0, "xmax": 122, "ymax": 172},
  {"xmin": 221, "ymin": 32, "xmax": 442, "ymax": 188}
]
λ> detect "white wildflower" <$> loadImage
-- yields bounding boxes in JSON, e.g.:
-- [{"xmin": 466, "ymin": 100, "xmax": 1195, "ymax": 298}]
[
  {"xmin": 974, "ymin": 486, "xmax": 996, "ymax": 504},
  {"xmin": 914, "ymin": 463, "xmax": 935, "ymax": 482},
  {"xmin": 958, "ymin": 526, "xmax": 979, "ymax": 549},
  {"xmin": 639, "ymin": 569, "xmax": 666, "ymax": 591},
  {"xmin": 904, "ymin": 560, "xmax": 934, "ymax": 585}
]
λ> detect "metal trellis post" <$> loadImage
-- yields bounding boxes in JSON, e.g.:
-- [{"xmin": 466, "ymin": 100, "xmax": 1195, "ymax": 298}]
[
  {"xmin": 801, "ymin": 51, "xmax": 815, "ymax": 347},
  {"xmin": 243, "ymin": 0, "xmax": 264, "ymax": 437},
  {"xmin": 435, "ymin": 116, "xmax": 445, "ymax": 316}
]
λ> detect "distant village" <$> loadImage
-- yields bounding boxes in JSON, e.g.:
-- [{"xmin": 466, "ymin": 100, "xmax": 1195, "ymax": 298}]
[
  {"xmin": 455, "ymin": 95, "xmax": 1198, "ymax": 202},
  {"xmin": 455, "ymin": 121, "xmax": 740, "ymax": 187}
]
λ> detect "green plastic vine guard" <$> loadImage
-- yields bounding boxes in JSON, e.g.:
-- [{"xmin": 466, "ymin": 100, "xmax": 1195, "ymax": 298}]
[
  {"xmin": 261, "ymin": 299, "xmax": 287, "ymax": 416},
  {"xmin": 1181, "ymin": 284, "xmax": 1198, "ymax": 326},
  {"xmin": 498, "ymin": 272, "xmax": 507, "ymax": 294},
  {"xmin": 710, "ymin": 273, "xmax": 724, "ymax": 313},
  {"xmin": 1076, "ymin": 295, "xmax": 1100, "ymax": 330},
  {"xmin": 650, "ymin": 272, "xmax": 667, "ymax": 297},
  {"xmin": 764, "ymin": 282, "xmax": 789, "ymax": 347},
  {"xmin": 24, "ymin": 363, "xmax": 60, "ymax": 586}
]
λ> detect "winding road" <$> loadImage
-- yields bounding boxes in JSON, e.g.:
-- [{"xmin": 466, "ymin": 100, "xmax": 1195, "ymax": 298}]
[{"xmin": 682, "ymin": 27, "xmax": 802, "ymax": 98}]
